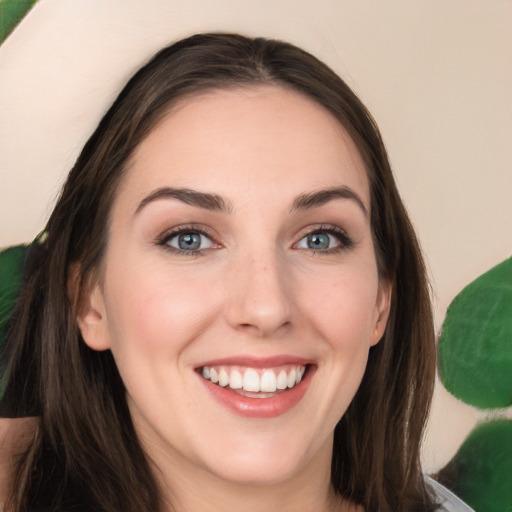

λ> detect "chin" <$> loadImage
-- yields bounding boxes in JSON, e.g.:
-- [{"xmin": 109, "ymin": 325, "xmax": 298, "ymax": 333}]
[
  {"xmin": 196, "ymin": 429, "xmax": 329, "ymax": 487},
  {"xmin": 208, "ymin": 454, "xmax": 307, "ymax": 486}
]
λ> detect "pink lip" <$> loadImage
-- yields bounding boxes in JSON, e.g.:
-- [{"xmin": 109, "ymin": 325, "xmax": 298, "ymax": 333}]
[
  {"xmin": 195, "ymin": 354, "xmax": 313, "ymax": 369},
  {"xmin": 197, "ymin": 363, "xmax": 315, "ymax": 419}
]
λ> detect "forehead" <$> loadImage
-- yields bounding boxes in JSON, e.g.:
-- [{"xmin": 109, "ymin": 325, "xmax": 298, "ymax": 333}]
[{"xmin": 118, "ymin": 85, "xmax": 369, "ymax": 212}]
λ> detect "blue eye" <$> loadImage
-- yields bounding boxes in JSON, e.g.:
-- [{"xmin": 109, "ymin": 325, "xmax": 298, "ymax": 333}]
[
  {"xmin": 297, "ymin": 232, "xmax": 339, "ymax": 251},
  {"xmin": 165, "ymin": 231, "xmax": 214, "ymax": 252},
  {"xmin": 296, "ymin": 227, "xmax": 352, "ymax": 252}
]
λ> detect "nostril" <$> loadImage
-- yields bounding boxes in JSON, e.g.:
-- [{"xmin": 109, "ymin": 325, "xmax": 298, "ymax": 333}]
[
  {"xmin": 235, "ymin": 319, "xmax": 292, "ymax": 338},
  {"xmin": 224, "ymin": 260, "xmax": 293, "ymax": 336}
]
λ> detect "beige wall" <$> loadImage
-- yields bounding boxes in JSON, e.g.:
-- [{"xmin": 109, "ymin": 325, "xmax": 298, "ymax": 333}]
[{"xmin": 1, "ymin": 0, "xmax": 511, "ymax": 472}]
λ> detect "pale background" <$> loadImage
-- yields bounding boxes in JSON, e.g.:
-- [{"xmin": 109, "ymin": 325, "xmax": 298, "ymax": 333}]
[{"xmin": 0, "ymin": 0, "xmax": 511, "ymax": 472}]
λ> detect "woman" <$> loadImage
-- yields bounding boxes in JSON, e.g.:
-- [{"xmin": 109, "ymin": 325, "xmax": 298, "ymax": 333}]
[{"xmin": 0, "ymin": 33, "xmax": 471, "ymax": 511}]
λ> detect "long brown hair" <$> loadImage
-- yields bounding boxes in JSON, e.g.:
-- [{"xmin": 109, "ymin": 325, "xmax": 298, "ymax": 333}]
[{"xmin": 1, "ymin": 33, "xmax": 436, "ymax": 511}]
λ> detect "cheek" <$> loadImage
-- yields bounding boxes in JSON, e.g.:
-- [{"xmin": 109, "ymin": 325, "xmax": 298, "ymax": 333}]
[
  {"xmin": 299, "ymin": 269, "xmax": 379, "ymax": 348},
  {"xmin": 294, "ymin": 269, "xmax": 379, "ymax": 429},
  {"xmin": 104, "ymin": 257, "xmax": 223, "ymax": 358}
]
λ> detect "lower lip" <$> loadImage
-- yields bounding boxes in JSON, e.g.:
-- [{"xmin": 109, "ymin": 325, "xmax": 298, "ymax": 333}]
[{"xmin": 198, "ymin": 367, "xmax": 314, "ymax": 419}]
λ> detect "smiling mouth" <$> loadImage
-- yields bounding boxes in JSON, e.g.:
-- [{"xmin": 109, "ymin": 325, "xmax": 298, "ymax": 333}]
[{"xmin": 198, "ymin": 364, "xmax": 309, "ymax": 398}]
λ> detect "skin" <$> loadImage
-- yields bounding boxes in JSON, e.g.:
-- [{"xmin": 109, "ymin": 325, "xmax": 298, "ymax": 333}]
[
  {"xmin": 77, "ymin": 86, "xmax": 391, "ymax": 512},
  {"xmin": 0, "ymin": 417, "xmax": 36, "ymax": 502}
]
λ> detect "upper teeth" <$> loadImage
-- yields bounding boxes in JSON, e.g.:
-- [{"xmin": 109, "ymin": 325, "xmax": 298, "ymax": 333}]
[{"xmin": 201, "ymin": 365, "xmax": 306, "ymax": 392}]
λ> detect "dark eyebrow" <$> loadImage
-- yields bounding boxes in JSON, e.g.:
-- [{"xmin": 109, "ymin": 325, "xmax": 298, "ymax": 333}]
[
  {"xmin": 135, "ymin": 187, "xmax": 232, "ymax": 215},
  {"xmin": 291, "ymin": 186, "xmax": 368, "ymax": 217}
]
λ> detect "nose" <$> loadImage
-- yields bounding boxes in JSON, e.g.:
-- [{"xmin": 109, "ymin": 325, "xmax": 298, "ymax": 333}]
[{"xmin": 224, "ymin": 251, "xmax": 293, "ymax": 338}]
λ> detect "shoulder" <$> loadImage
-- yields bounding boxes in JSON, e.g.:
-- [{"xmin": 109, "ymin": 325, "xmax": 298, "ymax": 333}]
[
  {"xmin": 424, "ymin": 475, "xmax": 475, "ymax": 512},
  {"xmin": 0, "ymin": 417, "xmax": 37, "ymax": 504}
]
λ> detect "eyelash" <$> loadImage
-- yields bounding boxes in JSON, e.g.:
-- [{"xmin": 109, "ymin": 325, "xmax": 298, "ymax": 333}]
[
  {"xmin": 155, "ymin": 224, "xmax": 354, "ymax": 256},
  {"xmin": 156, "ymin": 225, "xmax": 218, "ymax": 256},
  {"xmin": 295, "ymin": 225, "xmax": 354, "ymax": 254}
]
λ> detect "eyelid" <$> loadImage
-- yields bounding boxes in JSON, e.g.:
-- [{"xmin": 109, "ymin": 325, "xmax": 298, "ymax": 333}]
[
  {"xmin": 292, "ymin": 224, "xmax": 354, "ymax": 252},
  {"xmin": 155, "ymin": 224, "xmax": 221, "ymax": 255}
]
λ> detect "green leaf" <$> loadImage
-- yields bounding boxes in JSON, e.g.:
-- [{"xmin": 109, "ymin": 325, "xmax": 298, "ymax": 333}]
[
  {"xmin": 0, "ymin": 244, "xmax": 29, "ymax": 349},
  {"xmin": 0, "ymin": 0, "xmax": 38, "ymax": 45},
  {"xmin": 444, "ymin": 420, "xmax": 512, "ymax": 512},
  {"xmin": 439, "ymin": 257, "xmax": 512, "ymax": 409}
]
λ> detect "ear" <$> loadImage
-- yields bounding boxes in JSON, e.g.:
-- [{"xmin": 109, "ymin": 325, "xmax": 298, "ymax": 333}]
[
  {"xmin": 370, "ymin": 278, "xmax": 392, "ymax": 346},
  {"xmin": 69, "ymin": 265, "xmax": 111, "ymax": 351}
]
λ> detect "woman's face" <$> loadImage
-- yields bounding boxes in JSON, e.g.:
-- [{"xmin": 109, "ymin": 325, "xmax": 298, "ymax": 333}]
[{"xmin": 78, "ymin": 86, "xmax": 390, "ymax": 487}]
